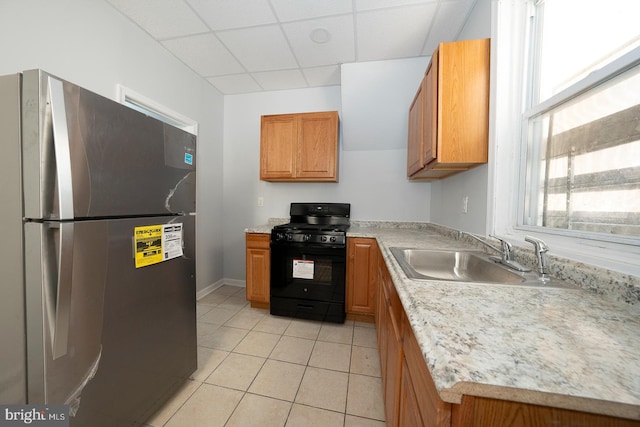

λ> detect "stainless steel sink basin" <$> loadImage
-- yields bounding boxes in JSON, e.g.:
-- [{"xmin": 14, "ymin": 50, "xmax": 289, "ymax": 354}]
[{"xmin": 389, "ymin": 247, "xmax": 577, "ymax": 289}]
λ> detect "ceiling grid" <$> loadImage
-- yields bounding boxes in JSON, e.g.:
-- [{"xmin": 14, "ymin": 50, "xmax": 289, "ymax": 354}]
[{"xmin": 105, "ymin": 0, "xmax": 476, "ymax": 94}]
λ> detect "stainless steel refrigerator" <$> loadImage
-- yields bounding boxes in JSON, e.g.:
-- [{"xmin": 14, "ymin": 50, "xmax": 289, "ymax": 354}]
[{"xmin": 0, "ymin": 70, "xmax": 197, "ymax": 426}]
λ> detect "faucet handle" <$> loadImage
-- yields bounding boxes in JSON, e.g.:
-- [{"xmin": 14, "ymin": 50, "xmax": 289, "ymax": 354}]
[{"xmin": 490, "ymin": 235, "xmax": 512, "ymax": 260}]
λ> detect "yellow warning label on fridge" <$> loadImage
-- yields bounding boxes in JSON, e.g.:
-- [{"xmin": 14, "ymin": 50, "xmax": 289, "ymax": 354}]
[{"xmin": 134, "ymin": 225, "xmax": 163, "ymax": 268}]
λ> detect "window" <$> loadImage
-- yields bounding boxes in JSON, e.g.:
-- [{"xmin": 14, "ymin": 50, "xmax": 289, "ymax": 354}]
[
  {"xmin": 116, "ymin": 85, "xmax": 198, "ymax": 135},
  {"xmin": 521, "ymin": 0, "xmax": 640, "ymax": 241}
]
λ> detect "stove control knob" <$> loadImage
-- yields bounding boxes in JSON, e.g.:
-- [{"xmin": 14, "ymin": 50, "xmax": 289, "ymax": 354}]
[
  {"xmin": 330, "ymin": 236, "xmax": 337, "ymax": 243},
  {"xmin": 286, "ymin": 234, "xmax": 293, "ymax": 241},
  {"xmin": 276, "ymin": 232, "xmax": 284, "ymax": 241},
  {"xmin": 321, "ymin": 236, "xmax": 328, "ymax": 242},
  {"xmin": 303, "ymin": 234, "xmax": 311, "ymax": 242}
]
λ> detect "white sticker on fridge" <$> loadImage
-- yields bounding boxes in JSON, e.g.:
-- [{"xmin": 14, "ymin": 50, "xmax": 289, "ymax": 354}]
[{"xmin": 162, "ymin": 223, "xmax": 184, "ymax": 261}]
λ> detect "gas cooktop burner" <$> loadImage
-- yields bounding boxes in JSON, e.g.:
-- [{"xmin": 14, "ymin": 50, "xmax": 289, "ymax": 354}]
[
  {"xmin": 273, "ymin": 223, "xmax": 350, "ymax": 233},
  {"xmin": 271, "ymin": 203, "xmax": 351, "ymax": 245}
]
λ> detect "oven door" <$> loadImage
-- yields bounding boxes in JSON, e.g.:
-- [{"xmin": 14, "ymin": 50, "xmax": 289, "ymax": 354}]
[{"xmin": 270, "ymin": 241, "xmax": 346, "ymax": 303}]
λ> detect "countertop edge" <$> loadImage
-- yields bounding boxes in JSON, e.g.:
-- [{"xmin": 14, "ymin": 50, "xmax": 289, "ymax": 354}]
[{"xmin": 442, "ymin": 382, "xmax": 640, "ymax": 420}]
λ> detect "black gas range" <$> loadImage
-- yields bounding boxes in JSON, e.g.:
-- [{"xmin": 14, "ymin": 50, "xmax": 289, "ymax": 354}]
[{"xmin": 270, "ymin": 203, "xmax": 350, "ymax": 323}]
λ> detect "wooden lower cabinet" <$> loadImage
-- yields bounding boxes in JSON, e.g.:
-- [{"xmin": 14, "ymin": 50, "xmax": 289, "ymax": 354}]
[
  {"xmin": 245, "ymin": 233, "xmax": 270, "ymax": 308},
  {"xmin": 346, "ymin": 237, "xmax": 377, "ymax": 321},
  {"xmin": 375, "ymin": 251, "xmax": 640, "ymax": 427},
  {"xmin": 377, "ymin": 250, "xmax": 403, "ymax": 427}
]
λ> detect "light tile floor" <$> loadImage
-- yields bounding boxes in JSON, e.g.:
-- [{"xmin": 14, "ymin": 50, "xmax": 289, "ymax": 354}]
[{"xmin": 145, "ymin": 285, "xmax": 387, "ymax": 427}]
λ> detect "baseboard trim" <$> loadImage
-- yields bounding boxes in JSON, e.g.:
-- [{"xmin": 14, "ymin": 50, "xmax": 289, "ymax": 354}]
[
  {"xmin": 196, "ymin": 279, "xmax": 246, "ymax": 300},
  {"xmin": 346, "ymin": 312, "xmax": 375, "ymax": 324}
]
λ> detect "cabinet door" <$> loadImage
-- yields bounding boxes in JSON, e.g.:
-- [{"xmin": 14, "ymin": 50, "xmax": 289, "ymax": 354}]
[
  {"xmin": 260, "ymin": 115, "xmax": 296, "ymax": 180},
  {"xmin": 379, "ymin": 260, "xmax": 403, "ymax": 427},
  {"xmin": 403, "ymin": 318, "xmax": 452, "ymax": 427},
  {"xmin": 245, "ymin": 233, "xmax": 270, "ymax": 305},
  {"xmin": 385, "ymin": 304, "xmax": 403, "ymax": 427},
  {"xmin": 376, "ymin": 259, "xmax": 386, "ymax": 356},
  {"xmin": 407, "ymin": 78, "xmax": 425, "ymax": 176},
  {"xmin": 399, "ymin": 359, "xmax": 426, "ymax": 427},
  {"xmin": 438, "ymin": 39, "xmax": 489, "ymax": 164},
  {"xmin": 296, "ymin": 111, "xmax": 338, "ymax": 180},
  {"xmin": 346, "ymin": 238, "xmax": 377, "ymax": 315},
  {"xmin": 423, "ymin": 52, "xmax": 438, "ymax": 166}
]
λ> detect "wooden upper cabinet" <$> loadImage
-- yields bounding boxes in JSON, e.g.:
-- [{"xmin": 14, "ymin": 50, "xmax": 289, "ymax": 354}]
[
  {"xmin": 260, "ymin": 111, "xmax": 339, "ymax": 182},
  {"xmin": 408, "ymin": 38, "xmax": 490, "ymax": 180}
]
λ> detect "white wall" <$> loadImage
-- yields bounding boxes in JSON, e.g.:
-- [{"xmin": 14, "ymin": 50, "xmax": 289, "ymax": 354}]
[
  {"xmin": 429, "ymin": 0, "xmax": 493, "ymax": 234},
  {"xmin": 341, "ymin": 57, "xmax": 429, "ymax": 151},
  {"xmin": 223, "ymin": 79, "xmax": 431, "ymax": 281},
  {"xmin": 0, "ymin": 0, "xmax": 225, "ymax": 292}
]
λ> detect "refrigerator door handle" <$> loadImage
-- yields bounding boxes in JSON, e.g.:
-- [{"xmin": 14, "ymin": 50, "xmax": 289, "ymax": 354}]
[
  {"xmin": 51, "ymin": 222, "xmax": 74, "ymax": 360},
  {"xmin": 47, "ymin": 76, "xmax": 75, "ymax": 359},
  {"xmin": 48, "ymin": 76, "xmax": 74, "ymax": 220}
]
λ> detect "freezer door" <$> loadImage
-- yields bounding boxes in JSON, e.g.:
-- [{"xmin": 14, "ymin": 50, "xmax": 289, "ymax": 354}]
[
  {"xmin": 21, "ymin": 70, "xmax": 196, "ymax": 220},
  {"xmin": 24, "ymin": 220, "xmax": 108, "ymax": 406},
  {"xmin": 71, "ymin": 215, "xmax": 196, "ymax": 426}
]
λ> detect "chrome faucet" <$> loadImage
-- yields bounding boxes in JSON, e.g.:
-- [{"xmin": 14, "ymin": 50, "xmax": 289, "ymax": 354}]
[
  {"xmin": 459, "ymin": 232, "xmax": 531, "ymax": 272},
  {"xmin": 525, "ymin": 236, "xmax": 549, "ymax": 281}
]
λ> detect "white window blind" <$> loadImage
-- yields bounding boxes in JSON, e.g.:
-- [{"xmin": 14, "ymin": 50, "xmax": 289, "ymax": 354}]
[
  {"xmin": 116, "ymin": 85, "xmax": 198, "ymax": 136},
  {"xmin": 522, "ymin": 0, "xmax": 640, "ymax": 240}
]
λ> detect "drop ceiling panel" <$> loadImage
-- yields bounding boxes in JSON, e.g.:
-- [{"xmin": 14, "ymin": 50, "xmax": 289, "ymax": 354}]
[
  {"xmin": 423, "ymin": 0, "xmax": 476, "ymax": 55},
  {"xmin": 253, "ymin": 69, "xmax": 308, "ymax": 91},
  {"xmin": 356, "ymin": 3, "xmax": 438, "ymax": 61},
  {"xmin": 283, "ymin": 15, "xmax": 355, "ymax": 68},
  {"xmin": 162, "ymin": 33, "xmax": 245, "ymax": 76},
  {"xmin": 270, "ymin": 0, "xmax": 352, "ymax": 22},
  {"xmin": 106, "ymin": 0, "xmax": 479, "ymax": 94},
  {"xmin": 302, "ymin": 65, "xmax": 341, "ymax": 87},
  {"xmin": 186, "ymin": 0, "xmax": 277, "ymax": 30},
  {"xmin": 355, "ymin": 0, "xmax": 439, "ymax": 12},
  {"xmin": 218, "ymin": 25, "xmax": 299, "ymax": 72},
  {"xmin": 105, "ymin": 0, "xmax": 208, "ymax": 39},
  {"xmin": 207, "ymin": 74, "xmax": 262, "ymax": 94}
]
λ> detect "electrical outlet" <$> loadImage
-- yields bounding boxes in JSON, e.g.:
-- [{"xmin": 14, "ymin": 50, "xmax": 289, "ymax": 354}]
[
  {"xmin": 462, "ymin": 196, "xmax": 469, "ymax": 214},
  {"xmin": 257, "ymin": 197, "xmax": 264, "ymax": 207}
]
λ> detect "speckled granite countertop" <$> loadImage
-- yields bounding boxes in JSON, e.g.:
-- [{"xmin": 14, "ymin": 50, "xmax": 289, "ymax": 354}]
[{"xmin": 246, "ymin": 222, "xmax": 640, "ymax": 419}]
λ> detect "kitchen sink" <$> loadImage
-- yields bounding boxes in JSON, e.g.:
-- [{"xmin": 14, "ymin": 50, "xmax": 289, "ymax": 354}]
[{"xmin": 389, "ymin": 247, "xmax": 577, "ymax": 289}]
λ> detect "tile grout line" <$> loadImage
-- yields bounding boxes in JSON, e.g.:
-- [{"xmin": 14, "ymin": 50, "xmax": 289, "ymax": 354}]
[{"xmin": 189, "ymin": 297, "xmax": 384, "ymax": 426}]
